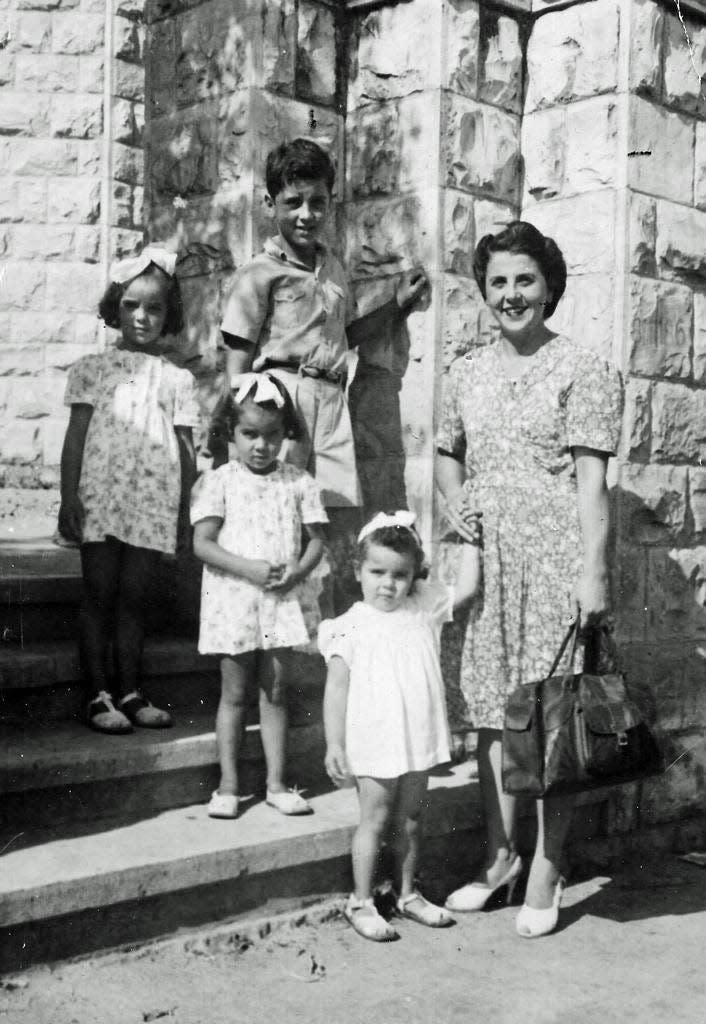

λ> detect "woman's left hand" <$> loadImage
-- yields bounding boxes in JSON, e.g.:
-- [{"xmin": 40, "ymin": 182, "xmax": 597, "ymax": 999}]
[
  {"xmin": 572, "ymin": 569, "xmax": 610, "ymax": 628},
  {"xmin": 266, "ymin": 561, "xmax": 301, "ymax": 594}
]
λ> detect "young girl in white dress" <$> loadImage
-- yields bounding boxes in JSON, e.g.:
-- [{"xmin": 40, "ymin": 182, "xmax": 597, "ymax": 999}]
[
  {"xmin": 320, "ymin": 511, "xmax": 478, "ymax": 941},
  {"xmin": 191, "ymin": 373, "xmax": 328, "ymax": 819},
  {"xmin": 58, "ymin": 247, "xmax": 200, "ymax": 735}
]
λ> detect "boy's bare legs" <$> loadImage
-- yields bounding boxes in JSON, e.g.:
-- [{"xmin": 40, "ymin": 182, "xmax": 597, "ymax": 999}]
[
  {"xmin": 389, "ymin": 771, "xmax": 428, "ymax": 899},
  {"xmin": 216, "ymin": 653, "xmax": 252, "ymax": 796},
  {"xmin": 258, "ymin": 649, "xmax": 289, "ymax": 794},
  {"xmin": 353, "ymin": 777, "xmax": 396, "ymax": 900},
  {"xmin": 476, "ymin": 728, "xmax": 519, "ymax": 882}
]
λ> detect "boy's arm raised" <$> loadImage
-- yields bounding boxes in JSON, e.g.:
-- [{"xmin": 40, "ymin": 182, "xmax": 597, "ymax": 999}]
[{"xmin": 346, "ymin": 266, "xmax": 430, "ymax": 350}]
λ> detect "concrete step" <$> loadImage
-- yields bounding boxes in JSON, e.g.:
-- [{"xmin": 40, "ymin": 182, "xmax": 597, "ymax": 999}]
[
  {"xmin": 0, "ymin": 762, "xmax": 482, "ymax": 973},
  {"xmin": 1, "ymin": 714, "xmax": 325, "ymax": 829}
]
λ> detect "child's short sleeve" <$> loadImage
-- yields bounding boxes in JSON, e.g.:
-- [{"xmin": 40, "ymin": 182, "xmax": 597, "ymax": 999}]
[
  {"xmin": 318, "ymin": 616, "xmax": 354, "ymax": 667},
  {"xmin": 64, "ymin": 354, "xmax": 99, "ymax": 407},
  {"xmin": 436, "ymin": 359, "xmax": 467, "ymax": 461},
  {"xmin": 220, "ymin": 262, "xmax": 270, "ymax": 342},
  {"xmin": 173, "ymin": 368, "xmax": 201, "ymax": 429},
  {"xmin": 565, "ymin": 354, "xmax": 623, "ymax": 455},
  {"xmin": 410, "ymin": 579, "xmax": 454, "ymax": 627},
  {"xmin": 296, "ymin": 469, "xmax": 329, "ymax": 526},
  {"xmin": 190, "ymin": 467, "xmax": 226, "ymax": 525}
]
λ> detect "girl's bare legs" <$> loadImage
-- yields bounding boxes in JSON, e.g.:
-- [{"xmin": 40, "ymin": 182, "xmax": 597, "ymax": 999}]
[
  {"xmin": 258, "ymin": 649, "xmax": 289, "ymax": 795},
  {"xmin": 389, "ymin": 771, "xmax": 428, "ymax": 899},
  {"xmin": 476, "ymin": 728, "xmax": 518, "ymax": 882},
  {"xmin": 353, "ymin": 777, "xmax": 396, "ymax": 900},
  {"xmin": 79, "ymin": 540, "xmax": 122, "ymax": 698},
  {"xmin": 113, "ymin": 542, "xmax": 160, "ymax": 697},
  {"xmin": 217, "ymin": 653, "xmax": 253, "ymax": 796},
  {"xmin": 525, "ymin": 794, "xmax": 575, "ymax": 908}
]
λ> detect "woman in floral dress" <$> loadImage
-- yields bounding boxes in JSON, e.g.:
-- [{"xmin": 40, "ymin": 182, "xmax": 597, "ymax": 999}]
[{"xmin": 435, "ymin": 222, "xmax": 623, "ymax": 937}]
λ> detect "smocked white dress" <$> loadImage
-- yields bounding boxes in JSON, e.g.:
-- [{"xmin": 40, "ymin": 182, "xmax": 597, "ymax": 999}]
[{"xmin": 318, "ymin": 581, "xmax": 453, "ymax": 778}]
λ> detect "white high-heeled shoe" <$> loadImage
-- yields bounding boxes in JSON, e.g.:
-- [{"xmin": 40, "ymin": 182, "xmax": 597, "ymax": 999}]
[
  {"xmin": 515, "ymin": 876, "xmax": 565, "ymax": 938},
  {"xmin": 445, "ymin": 855, "xmax": 523, "ymax": 913}
]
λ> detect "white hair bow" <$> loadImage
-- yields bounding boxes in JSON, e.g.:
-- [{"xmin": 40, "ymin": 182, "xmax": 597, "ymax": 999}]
[
  {"xmin": 110, "ymin": 246, "xmax": 178, "ymax": 285},
  {"xmin": 358, "ymin": 510, "xmax": 417, "ymax": 544},
  {"xmin": 234, "ymin": 372, "xmax": 285, "ymax": 409}
]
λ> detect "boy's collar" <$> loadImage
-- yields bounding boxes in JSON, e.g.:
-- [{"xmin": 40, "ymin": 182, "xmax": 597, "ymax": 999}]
[{"xmin": 264, "ymin": 235, "xmax": 327, "ymax": 272}]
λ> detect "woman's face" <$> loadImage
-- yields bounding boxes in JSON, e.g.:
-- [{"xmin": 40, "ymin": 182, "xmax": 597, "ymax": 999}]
[{"xmin": 484, "ymin": 251, "xmax": 552, "ymax": 344}]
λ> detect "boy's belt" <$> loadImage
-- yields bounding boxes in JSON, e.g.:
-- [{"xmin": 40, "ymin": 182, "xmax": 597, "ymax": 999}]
[{"xmin": 262, "ymin": 361, "xmax": 344, "ymax": 385}]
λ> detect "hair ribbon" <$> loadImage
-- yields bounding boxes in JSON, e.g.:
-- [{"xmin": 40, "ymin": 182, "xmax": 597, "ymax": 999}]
[
  {"xmin": 234, "ymin": 372, "xmax": 285, "ymax": 409},
  {"xmin": 109, "ymin": 246, "xmax": 178, "ymax": 285},
  {"xmin": 358, "ymin": 510, "xmax": 417, "ymax": 544}
]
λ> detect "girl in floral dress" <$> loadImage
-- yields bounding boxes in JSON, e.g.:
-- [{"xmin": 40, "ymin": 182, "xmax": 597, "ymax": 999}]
[
  {"xmin": 436, "ymin": 222, "xmax": 623, "ymax": 938},
  {"xmin": 59, "ymin": 247, "xmax": 200, "ymax": 734},
  {"xmin": 191, "ymin": 373, "xmax": 328, "ymax": 819}
]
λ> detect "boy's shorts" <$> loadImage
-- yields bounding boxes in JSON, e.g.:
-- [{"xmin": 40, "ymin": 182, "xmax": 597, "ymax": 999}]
[{"xmin": 267, "ymin": 369, "xmax": 361, "ymax": 509}]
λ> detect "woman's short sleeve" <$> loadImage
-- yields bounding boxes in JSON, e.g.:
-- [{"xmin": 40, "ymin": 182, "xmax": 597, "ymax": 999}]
[
  {"xmin": 173, "ymin": 368, "xmax": 201, "ymax": 429},
  {"xmin": 64, "ymin": 354, "xmax": 99, "ymax": 407},
  {"xmin": 565, "ymin": 354, "xmax": 624, "ymax": 455},
  {"xmin": 318, "ymin": 616, "xmax": 354, "ymax": 666},
  {"xmin": 190, "ymin": 467, "xmax": 226, "ymax": 525},
  {"xmin": 436, "ymin": 359, "xmax": 466, "ymax": 460},
  {"xmin": 297, "ymin": 469, "xmax": 329, "ymax": 526}
]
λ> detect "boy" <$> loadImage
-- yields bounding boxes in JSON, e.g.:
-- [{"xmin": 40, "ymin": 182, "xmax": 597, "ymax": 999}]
[{"xmin": 216, "ymin": 137, "xmax": 429, "ymax": 514}]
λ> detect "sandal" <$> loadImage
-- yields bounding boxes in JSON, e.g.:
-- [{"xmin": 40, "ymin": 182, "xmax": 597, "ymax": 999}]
[
  {"xmin": 265, "ymin": 788, "xmax": 312, "ymax": 815},
  {"xmin": 119, "ymin": 691, "xmax": 173, "ymax": 729},
  {"xmin": 397, "ymin": 891, "xmax": 454, "ymax": 928},
  {"xmin": 343, "ymin": 896, "xmax": 399, "ymax": 942},
  {"xmin": 86, "ymin": 691, "xmax": 133, "ymax": 735},
  {"xmin": 208, "ymin": 790, "xmax": 239, "ymax": 819}
]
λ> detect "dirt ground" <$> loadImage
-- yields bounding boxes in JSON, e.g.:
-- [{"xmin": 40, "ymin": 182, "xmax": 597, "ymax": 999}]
[{"xmin": 2, "ymin": 858, "xmax": 704, "ymax": 1024}]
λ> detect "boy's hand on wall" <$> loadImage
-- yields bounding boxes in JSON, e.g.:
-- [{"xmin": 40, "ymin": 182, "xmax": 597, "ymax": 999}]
[{"xmin": 395, "ymin": 266, "xmax": 430, "ymax": 313}]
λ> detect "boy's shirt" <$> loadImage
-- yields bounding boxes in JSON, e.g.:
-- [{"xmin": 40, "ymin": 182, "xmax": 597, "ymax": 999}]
[{"xmin": 220, "ymin": 237, "xmax": 355, "ymax": 375}]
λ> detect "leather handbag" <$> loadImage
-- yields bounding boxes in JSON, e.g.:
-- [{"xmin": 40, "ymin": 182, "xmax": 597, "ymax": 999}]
[{"xmin": 502, "ymin": 621, "xmax": 663, "ymax": 797}]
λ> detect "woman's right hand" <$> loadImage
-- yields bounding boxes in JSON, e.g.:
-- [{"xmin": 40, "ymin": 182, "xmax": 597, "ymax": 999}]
[
  {"xmin": 325, "ymin": 744, "xmax": 352, "ymax": 788},
  {"xmin": 245, "ymin": 559, "xmax": 285, "ymax": 588},
  {"xmin": 58, "ymin": 496, "xmax": 84, "ymax": 544},
  {"xmin": 445, "ymin": 491, "xmax": 482, "ymax": 545}
]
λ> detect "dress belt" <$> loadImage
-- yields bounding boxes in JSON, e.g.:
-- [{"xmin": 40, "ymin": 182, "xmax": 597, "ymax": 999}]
[{"xmin": 262, "ymin": 360, "xmax": 344, "ymax": 386}]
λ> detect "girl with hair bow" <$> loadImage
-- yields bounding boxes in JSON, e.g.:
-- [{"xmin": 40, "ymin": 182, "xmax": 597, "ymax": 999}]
[
  {"xmin": 191, "ymin": 372, "xmax": 328, "ymax": 819},
  {"xmin": 319, "ymin": 511, "xmax": 479, "ymax": 942},
  {"xmin": 58, "ymin": 247, "xmax": 200, "ymax": 734}
]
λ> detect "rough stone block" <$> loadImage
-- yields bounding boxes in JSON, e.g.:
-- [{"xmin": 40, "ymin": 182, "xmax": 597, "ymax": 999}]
[
  {"xmin": 41, "ymin": 413, "xmax": 69, "ymax": 465},
  {"xmin": 694, "ymin": 292, "xmax": 706, "ymax": 384},
  {"xmin": 48, "ymin": 176, "xmax": 100, "ymax": 222},
  {"xmin": 443, "ymin": 0, "xmax": 480, "ymax": 98},
  {"xmin": 261, "ymin": 0, "xmax": 296, "ymax": 94},
  {"xmin": 0, "ymin": 53, "xmax": 15, "ymax": 89},
  {"xmin": 112, "ymin": 98, "xmax": 136, "ymax": 145},
  {"xmin": 629, "ymin": 0, "xmax": 664, "ymax": 97},
  {"xmin": 655, "ymin": 201, "xmax": 706, "ymax": 281},
  {"xmin": 618, "ymin": 463, "xmax": 688, "ymax": 544},
  {"xmin": 523, "ymin": 100, "xmax": 618, "ymax": 201},
  {"xmin": 76, "ymin": 138, "xmax": 101, "ymax": 176},
  {"xmin": 113, "ymin": 14, "xmax": 144, "ymax": 62},
  {"xmin": 74, "ymin": 223, "xmax": 100, "ymax": 262},
  {"xmin": 443, "ymin": 190, "xmax": 475, "ymax": 277},
  {"xmin": 164, "ymin": 190, "xmax": 249, "ymax": 275},
  {"xmin": 111, "ymin": 180, "xmax": 133, "ymax": 228},
  {"xmin": 8, "ymin": 377, "xmax": 54, "ymax": 420},
  {"xmin": 524, "ymin": 2, "xmax": 619, "ymax": 112},
  {"xmin": 0, "ymin": 346, "xmax": 45, "ymax": 379},
  {"xmin": 628, "ymin": 96, "xmax": 694, "ymax": 205},
  {"xmin": 696, "ymin": 122, "xmax": 706, "ymax": 211},
  {"xmin": 133, "ymin": 184, "xmax": 144, "ymax": 229},
  {"xmin": 347, "ymin": 193, "xmax": 434, "ymax": 281},
  {"xmin": 547, "ymin": 274, "xmax": 615, "ymax": 363},
  {"xmin": 479, "ymin": 12, "xmax": 522, "ymax": 114},
  {"xmin": 51, "ymin": 13, "xmax": 103, "ymax": 54},
  {"xmin": 473, "ymin": 198, "xmax": 515, "ymax": 240},
  {"xmin": 15, "ymin": 53, "xmax": 79, "ymax": 91},
  {"xmin": 10, "ymin": 310, "xmax": 76, "ymax": 346},
  {"xmin": 0, "ymin": 419, "xmax": 41, "ymax": 464},
  {"xmin": 146, "ymin": 20, "xmax": 176, "ymax": 118},
  {"xmin": 0, "ymin": 178, "xmax": 47, "ymax": 222},
  {"xmin": 0, "ymin": 92, "xmax": 50, "ymax": 136},
  {"xmin": 296, "ymin": 1, "xmax": 336, "ymax": 106},
  {"xmin": 523, "ymin": 191, "xmax": 615, "ymax": 275},
  {"xmin": 50, "ymin": 93, "xmax": 103, "ymax": 138},
  {"xmin": 16, "ymin": 12, "xmax": 53, "ymax": 50},
  {"xmin": 442, "ymin": 273, "xmax": 499, "ymax": 368},
  {"xmin": 629, "ymin": 192, "xmax": 657, "ymax": 276},
  {"xmin": 662, "ymin": 13, "xmax": 706, "ymax": 117},
  {"xmin": 72, "ymin": 314, "xmax": 104, "ymax": 348},
  {"xmin": 651, "ymin": 382, "xmax": 703, "ymax": 463},
  {"xmin": 442, "ymin": 94, "xmax": 521, "ymax": 203},
  {"xmin": 150, "ymin": 107, "xmax": 218, "ymax": 197},
  {"xmin": 349, "ymin": 0, "xmax": 442, "ymax": 108},
  {"xmin": 11, "ymin": 222, "xmax": 76, "ymax": 259},
  {"xmin": 622, "ymin": 377, "xmax": 652, "ymax": 462},
  {"xmin": 175, "ymin": 0, "xmax": 253, "ymax": 109},
  {"xmin": 628, "ymin": 277, "xmax": 692, "ymax": 379},
  {"xmin": 113, "ymin": 141, "xmax": 144, "ymax": 184},
  {"xmin": 110, "ymin": 226, "xmax": 143, "ymax": 260},
  {"xmin": 114, "ymin": 59, "xmax": 144, "ymax": 102},
  {"xmin": 78, "ymin": 54, "xmax": 104, "ymax": 94},
  {"xmin": 613, "ymin": 548, "xmax": 648, "ymax": 642},
  {"xmin": 0, "ymin": 262, "xmax": 45, "ymax": 310},
  {"xmin": 690, "ymin": 468, "xmax": 706, "ymax": 536},
  {"xmin": 45, "ymin": 261, "xmax": 102, "ymax": 312},
  {"xmin": 16, "ymin": 0, "xmax": 79, "ymax": 8},
  {"xmin": 647, "ymin": 548, "xmax": 701, "ymax": 640}
]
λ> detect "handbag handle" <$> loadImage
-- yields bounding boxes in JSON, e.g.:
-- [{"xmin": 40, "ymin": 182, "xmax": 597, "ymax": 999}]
[{"xmin": 545, "ymin": 618, "xmax": 580, "ymax": 679}]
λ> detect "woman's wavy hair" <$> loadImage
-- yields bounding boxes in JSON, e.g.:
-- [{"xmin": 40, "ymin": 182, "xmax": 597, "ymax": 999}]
[
  {"xmin": 98, "ymin": 264, "xmax": 185, "ymax": 336},
  {"xmin": 473, "ymin": 221, "xmax": 567, "ymax": 320}
]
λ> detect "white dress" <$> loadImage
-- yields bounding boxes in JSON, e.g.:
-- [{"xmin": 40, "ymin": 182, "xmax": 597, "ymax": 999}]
[
  {"xmin": 318, "ymin": 581, "xmax": 453, "ymax": 778},
  {"xmin": 65, "ymin": 348, "xmax": 200, "ymax": 554},
  {"xmin": 191, "ymin": 461, "xmax": 328, "ymax": 655}
]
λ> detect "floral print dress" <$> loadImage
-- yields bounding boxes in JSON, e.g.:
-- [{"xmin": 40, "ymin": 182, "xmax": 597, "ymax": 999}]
[
  {"xmin": 190, "ymin": 461, "xmax": 328, "ymax": 655},
  {"xmin": 436, "ymin": 336, "xmax": 623, "ymax": 730},
  {"xmin": 64, "ymin": 348, "xmax": 200, "ymax": 555}
]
